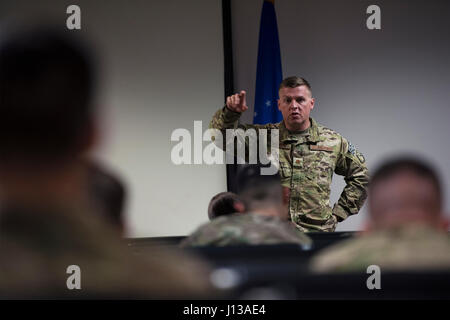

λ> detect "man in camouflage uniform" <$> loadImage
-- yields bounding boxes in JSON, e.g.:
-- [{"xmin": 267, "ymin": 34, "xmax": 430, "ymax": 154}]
[
  {"xmin": 210, "ymin": 76, "xmax": 369, "ymax": 232},
  {"xmin": 181, "ymin": 164, "xmax": 312, "ymax": 248},
  {"xmin": 310, "ymin": 157, "xmax": 450, "ymax": 272}
]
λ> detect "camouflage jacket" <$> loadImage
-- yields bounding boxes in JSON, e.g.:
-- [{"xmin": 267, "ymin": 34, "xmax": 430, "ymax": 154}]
[
  {"xmin": 310, "ymin": 224, "xmax": 450, "ymax": 272},
  {"xmin": 210, "ymin": 106, "xmax": 369, "ymax": 232},
  {"xmin": 180, "ymin": 212, "xmax": 312, "ymax": 248}
]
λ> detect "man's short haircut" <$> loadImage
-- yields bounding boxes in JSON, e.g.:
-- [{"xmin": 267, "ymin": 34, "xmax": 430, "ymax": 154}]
[
  {"xmin": 236, "ymin": 164, "xmax": 283, "ymax": 210},
  {"xmin": 0, "ymin": 26, "xmax": 95, "ymax": 161},
  {"xmin": 370, "ymin": 157, "xmax": 442, "ymax": 206},
  {"xmin": 207, "ymin": 192, "xmax": 240, "ymax": 220},
  {"xmin": 279, "ymin": 76, "xmax": 312, "ymax": 93}
]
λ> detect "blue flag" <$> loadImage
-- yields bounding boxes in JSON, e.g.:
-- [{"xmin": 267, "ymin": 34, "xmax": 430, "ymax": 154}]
[{"xmin": 253, "ymin": 0, "xmax": 283, "ymax": 125}]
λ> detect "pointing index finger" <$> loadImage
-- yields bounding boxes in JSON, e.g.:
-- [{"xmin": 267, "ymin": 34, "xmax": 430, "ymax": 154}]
[{"xmin": 239, "ymin": 90, "xmax": 247, "ymax": 105}]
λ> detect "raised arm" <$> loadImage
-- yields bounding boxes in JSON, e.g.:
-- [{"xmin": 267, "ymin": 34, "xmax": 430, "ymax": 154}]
[{"xmin": 209, "ymin": 90, "xmax": 248, "ymax": 131}]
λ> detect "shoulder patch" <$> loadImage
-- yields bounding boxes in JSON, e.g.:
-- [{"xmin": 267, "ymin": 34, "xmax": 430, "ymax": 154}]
[
  {"xmin": 348, "ymin": 141, "xmax": 365, "ymax": 163},
  {"xmin": 348, "ymin": 141, "xmax": 356, "ymax": 156}
]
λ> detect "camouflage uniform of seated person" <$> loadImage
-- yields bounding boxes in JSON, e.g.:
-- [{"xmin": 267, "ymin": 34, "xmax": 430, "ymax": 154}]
[
  {"xmin": 310, "ymin": 157, "xmax": 450, "ymax": 273},
  {"xmin": 181, "ymin": 165, "xmax": 312, "ymax": 248}
]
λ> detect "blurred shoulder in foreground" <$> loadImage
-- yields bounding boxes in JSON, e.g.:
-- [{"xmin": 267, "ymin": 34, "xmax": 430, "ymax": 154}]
[{"xmin": 311, "ymin": 157, "xmax": 450, "ymax": 273}]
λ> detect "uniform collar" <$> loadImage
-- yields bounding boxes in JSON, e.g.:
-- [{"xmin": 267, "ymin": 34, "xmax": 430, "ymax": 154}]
[{"xmin": 280, "ymin": 117, "xmax": 321, "ymax": 144}]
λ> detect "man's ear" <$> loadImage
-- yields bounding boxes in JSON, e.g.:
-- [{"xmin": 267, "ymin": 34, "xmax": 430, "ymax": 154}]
[
  {"xmin": 233, "ymin": 201, "xmax": 246, "ymax": 214},
  {"xmin": 363, "ymin": 221, "xmax": 375, "ymax": 233},
  {"xmin": 277, "ymin": 98, "xmax": 281, "ymax": 111},
  {"xmin": 438, "ymin": 216, "xmax": 450, "ymax": 231},
  {"xmin": 282, "ymin": 186, "xmax": 290, "ymax": 206},
  {"xmin": 310, "ymin": 97, "xmax": 315, "ymax": 110},
  {"xmin": 77, "ymin": 115, "xmax": 99, "ymax": 154}
]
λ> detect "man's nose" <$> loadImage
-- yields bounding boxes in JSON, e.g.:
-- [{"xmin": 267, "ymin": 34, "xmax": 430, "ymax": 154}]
[{"xmin": 289, "ymin": 101, "xmax": 300, "ymax": 110}]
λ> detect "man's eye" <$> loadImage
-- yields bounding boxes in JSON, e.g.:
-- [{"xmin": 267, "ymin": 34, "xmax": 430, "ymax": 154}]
[
  {"xmin": 285, "ymin": 98, "xmax": 291, "ymax": 103},
  {"xmin": 296, "ymin": 98, "xmax": 304, "ymax": 103}
]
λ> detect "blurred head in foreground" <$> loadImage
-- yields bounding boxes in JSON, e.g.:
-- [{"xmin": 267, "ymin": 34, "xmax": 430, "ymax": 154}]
[
  {"xmin": 0, "ymin": 26, "xmax": 213, "ymax": 298},
  {"xmin": 0, "ymin": 26, "xmax": 96, "ymax": 166},
  {"xmin": 180, "ymin": 164, "xmax": 311, "ymax": 248},
  {"xmin": 311, "ymin": 156, "xmax": 450, "ymax": 273},
  {"xmin": 207, "ymin": 192, "xmax": 241, "ymax": 220},
  {"xmin": 367, "ymin": 157, "xmax": 446, "ymax": 231},
  {"xmin": 0, "ymin": 26, "xmax": 97, "ymax": 211}
]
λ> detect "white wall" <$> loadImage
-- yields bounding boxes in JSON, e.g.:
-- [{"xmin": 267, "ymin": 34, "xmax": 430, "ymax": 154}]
[
  {"xmin": 0, "ymin": 0, "xmax": 227, "ymax": 237},
  {"xmin": 231, "ymin": 0, "xmax": 450, "ymax": 231}
]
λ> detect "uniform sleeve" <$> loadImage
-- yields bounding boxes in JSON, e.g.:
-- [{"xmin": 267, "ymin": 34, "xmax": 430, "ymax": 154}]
[
  {"xmin": 179, "ymin": 225, "xmax": 210, "ymax": 248},
  {"xmin": 209, "ymin": 106, "xmax": 273, "ymax": 163},
  {"xmin": 209, "ymin": 106, "xmax": 268, "ymax": 132},
  {"xmin": 333, "ymin": 136, "xmax": 370, "ymax": 221},
  {"xmin": 209, "ymin": 106, "xmax": 242, "ymax": 131},
  {"xmin": 179, "ymin": 232, "xmax": 199, "ymax": 248}
]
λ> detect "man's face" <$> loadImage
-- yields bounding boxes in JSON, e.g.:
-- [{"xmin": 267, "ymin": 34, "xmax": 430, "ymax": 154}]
[
  {"xmin": 369, "ymin": 171, "xmax": 441, "ymax": 229},
  {"xmin": 278, "ymin": 86, "xmax": 315, "ymax": 131}
]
